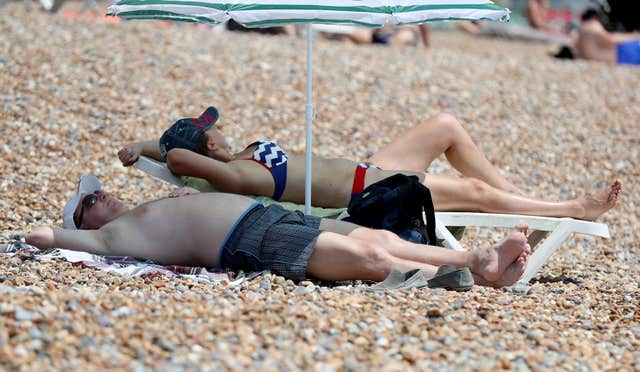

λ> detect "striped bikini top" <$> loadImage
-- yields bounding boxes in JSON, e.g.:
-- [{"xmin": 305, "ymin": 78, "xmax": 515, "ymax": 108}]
[{"xmin": 244, "ymin": 140, "xmax": 288, "ymax": 200}]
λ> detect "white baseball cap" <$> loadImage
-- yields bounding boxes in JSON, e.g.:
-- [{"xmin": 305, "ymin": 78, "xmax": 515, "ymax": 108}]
[{"xmin": 62, "ymin": 174, "xmax": 101, "ymax": 229}]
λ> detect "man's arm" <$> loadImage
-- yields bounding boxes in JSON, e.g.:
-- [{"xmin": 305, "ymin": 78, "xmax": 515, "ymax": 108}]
[
  {"xmin": 26, "ymin": 226, "xmax": 111, "ymax": 256},
  {"xmin": 608, "ymin": 31, "xmax": 640, "ymax": 44},
  {"xmin": 587, "ymin": 23, "xmax": 638, "ymax": 48},
  {"xmin": 118, "ymin": 139, "xmax": 163, "ymax": 166},
  {"xmin": 166, "ymin": 149, "xmax": 243, "ymax": 193}
]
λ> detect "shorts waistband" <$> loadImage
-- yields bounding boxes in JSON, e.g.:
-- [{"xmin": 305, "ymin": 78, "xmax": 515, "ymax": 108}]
[{"xmin": 216, "ymin": 201, "xmax": 264, "ymax": 267}]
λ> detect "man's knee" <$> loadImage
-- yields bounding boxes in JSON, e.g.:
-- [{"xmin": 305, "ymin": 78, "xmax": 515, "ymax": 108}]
[
  {"xmin": 356, "ymin": 240, "xmax": 393, "ymax": 273},
  {"xmin": 370, "ymin": 229, "xmax": 402, "ymax": 246},
  {"xmin": 350, "ymin": 227, "xmax": 398, "ymax": 244}
]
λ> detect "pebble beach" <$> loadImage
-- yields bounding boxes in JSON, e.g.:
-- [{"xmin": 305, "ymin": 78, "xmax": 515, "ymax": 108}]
[{"xmin": 1, "ymin": 1, "xmax": 639, "ymax": 370}]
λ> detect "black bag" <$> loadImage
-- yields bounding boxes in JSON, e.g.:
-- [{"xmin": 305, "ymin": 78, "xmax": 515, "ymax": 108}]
[{"xmin": 343, "ymin": 174, "xmax": 437, "ymax": 245}]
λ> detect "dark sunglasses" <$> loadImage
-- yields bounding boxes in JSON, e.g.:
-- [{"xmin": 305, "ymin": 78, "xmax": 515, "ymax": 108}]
[{"xmin": 74, "ymin": 190, "xmax": 101, "ymax": 228}]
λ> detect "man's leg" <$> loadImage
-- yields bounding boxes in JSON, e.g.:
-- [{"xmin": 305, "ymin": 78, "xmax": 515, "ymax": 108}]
[
  {"xmin": 314, "ymin": 220, "xmax": 530, "ymax": 286},
  {"xmin": 421, "ymin": 173, "xmax": 621, "ymax": 221},
  {"xmin": 367, "ymin": 113, "xmax": 523, "ymax": 195},
  {"xmin": 305, "ymin": 231, "xmax": 441, "ymax": 282},
  {"xmin": 346, "ymin": 223, "xmax": 531, "ymax": 285}
]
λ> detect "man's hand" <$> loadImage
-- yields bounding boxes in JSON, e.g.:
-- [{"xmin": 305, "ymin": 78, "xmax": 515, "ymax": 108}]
[
  {"xmin": 26, "ymin": 226, "xmax": 55, "ymax": 249},
  {"xmin": 167, "ymin": 187, "xmax": 200, "ymax": 198},
  {"xmin": 118, "ymin": 143, "xmax": 143, "ymax": 166}
]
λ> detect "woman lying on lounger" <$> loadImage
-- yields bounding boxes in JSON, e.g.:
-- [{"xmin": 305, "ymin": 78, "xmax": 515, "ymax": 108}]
[
  {"xmin": 118, "ymin": 107, "xmax": 621, "ymax": 220},
  {"xmin": 28, "ymin": 174, "xmax": 532, "ymax": 288}
]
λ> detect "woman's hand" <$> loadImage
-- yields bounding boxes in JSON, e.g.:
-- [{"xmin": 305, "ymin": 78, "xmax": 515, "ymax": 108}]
[
  {"xmin": 26, "ymin": 226, "xmax": 55, "ymax": 250},
  {"xmin": 118, "ymin": 143, "xmax": 143, "ymax": 166},
  {"xmin": 167, "ymin": 187, "xmax": 200, "ymax": 198}
]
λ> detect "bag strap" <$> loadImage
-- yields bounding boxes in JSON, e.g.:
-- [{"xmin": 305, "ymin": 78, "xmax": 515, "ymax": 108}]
[{"xmin": 420, "ymin": 186, "xmax": 437, "ymax": 245}]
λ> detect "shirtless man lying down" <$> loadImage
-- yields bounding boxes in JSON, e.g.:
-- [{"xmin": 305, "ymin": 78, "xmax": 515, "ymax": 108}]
[{"xmin": 25, "ymin": 175, "xmax": 531, "ymax": 288}]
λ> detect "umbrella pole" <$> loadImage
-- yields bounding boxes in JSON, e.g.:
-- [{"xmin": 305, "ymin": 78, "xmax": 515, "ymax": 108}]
[{"xmin": 304, "ymin": 23, "xmax": 313, "ymax": 215}]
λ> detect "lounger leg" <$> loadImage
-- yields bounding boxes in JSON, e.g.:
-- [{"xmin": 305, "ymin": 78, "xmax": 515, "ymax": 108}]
[
  {"xmin": 527, "ymin": 230, "xmax": 548, "ymax": 249},
  {"xmin": 513, "ymin": 221, "xmax": 574, "ymax": 286},
  {"xmin": 435, "ymin": 218, "xmax": 465, "ymax": 251}
]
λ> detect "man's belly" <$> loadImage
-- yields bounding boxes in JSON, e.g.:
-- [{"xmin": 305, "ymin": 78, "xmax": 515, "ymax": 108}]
[{"xmin": 111, "ymin": 193, "xmax": 258, "ymax": 267}]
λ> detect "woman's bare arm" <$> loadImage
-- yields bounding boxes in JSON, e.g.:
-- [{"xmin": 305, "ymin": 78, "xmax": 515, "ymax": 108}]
[
  {"xmin": 118, "ymin": 139, "xmax": 163, "ymax": 166},
  {"xmin": 166, "ymin": 148, "xmax": 243, "ymax": 193}
]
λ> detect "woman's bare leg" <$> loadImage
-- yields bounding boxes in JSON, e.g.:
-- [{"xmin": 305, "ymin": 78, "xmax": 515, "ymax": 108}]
[
  {"xmin": 422, "ymin": 174, "xmax": 621, "ymax": 221},
  {"xmin": 367, "ymin": 113, "xmax": 523, "ymax": 194}
]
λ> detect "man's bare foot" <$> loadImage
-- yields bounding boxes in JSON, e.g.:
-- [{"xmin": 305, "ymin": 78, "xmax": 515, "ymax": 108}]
[
  {"xmin": 490, "ymin": 223, "xmax": 531, "ymax": 287},
  {"xmin": 577, "ymin": 179, "xmax": 622, "ymax": 221},
  {"xmin": 470, "ymin": 222, "xmax": 529, "ymax": 282},
  {"xmin": 472, "ymin": 252, "xmax": 529, "ymax": 288},
  {"xmin": 490, "ymin": 253, "xmax": 528, "ymax": 288}
]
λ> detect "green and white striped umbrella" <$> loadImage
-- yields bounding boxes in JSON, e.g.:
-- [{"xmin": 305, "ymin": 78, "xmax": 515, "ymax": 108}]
[
  {"xmin": 107, "ymin": 1, "xmax": 510, "ymax": 26},
  {"xmin": 107, "ymin": 0, "xmax": 510, "ymax": 213}
]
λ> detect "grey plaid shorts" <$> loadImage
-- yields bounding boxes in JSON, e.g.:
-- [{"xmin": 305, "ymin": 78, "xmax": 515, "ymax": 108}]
[{"xmin": 220, "ymin": 204, "xmax": 321, "ymax": 281}]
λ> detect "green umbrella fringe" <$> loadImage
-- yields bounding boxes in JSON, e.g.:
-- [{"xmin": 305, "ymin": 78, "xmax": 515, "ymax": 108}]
[
  {"xmin": 111, "ymin": 1, "xmax": 506, "ymax": 16},
  {"xmin": 108, "ymin": 9, "xmax": 220, "ymax": 23},
  {"xmin": 400, "ymin": 16, "xmax": 507, "ymax": 25}
]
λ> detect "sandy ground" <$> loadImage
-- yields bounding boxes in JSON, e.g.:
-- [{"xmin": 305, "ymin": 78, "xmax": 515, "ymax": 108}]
[{"xmin": 0, "ymin": 1, "xmax": 638, "ymax": 370}]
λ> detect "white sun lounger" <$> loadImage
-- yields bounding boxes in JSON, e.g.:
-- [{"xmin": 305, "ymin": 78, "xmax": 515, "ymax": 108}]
[
  {"xmin": 134, "ymin": 155, "xmax": 610, "ymax": 287},
  {"xmin": 135, "ymin": 155, "xmax": 186, "ymax": 186},
  {"xmin": 434, "ymin": 213, "xmax": 609, "ymax": 287}
]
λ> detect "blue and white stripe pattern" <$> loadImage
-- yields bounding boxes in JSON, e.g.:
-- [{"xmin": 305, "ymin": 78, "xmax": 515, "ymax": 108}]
[
  {"xmin": 253, "ymin": 141, "xmax": 288, "ymax": 168},
  {"xmin": 247, "ymin": 141, "xmax": 288, "ymax": 200}
]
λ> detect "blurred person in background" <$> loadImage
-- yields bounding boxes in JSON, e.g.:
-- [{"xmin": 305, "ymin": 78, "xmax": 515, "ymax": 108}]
[
  {"xmin": 574, "ymin": 8, "xmax": 640, "ymax": 65},
  {"xmin": 319, "ymin": 24, "xmax": 430, "ymax": 47},
  {"xmin": 226, "ymin": 19, "xmax": 296, "ymax": 36},
  {"xmin": 593, "ymin": 0, "xmax": 640, "ymax": 33},
  {"xmin": 457, "ymin": 0, "xmax": 575, "ymax": 46},
  {"xmin": 527, "ymin": 0, "xmax": 574, "ymax": 36}
]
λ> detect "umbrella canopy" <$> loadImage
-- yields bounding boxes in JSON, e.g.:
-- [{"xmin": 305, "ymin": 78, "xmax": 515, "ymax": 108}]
[
  {"xmin": 107, "ymin": 1, "xmax": 510, "ymax": 26},
  {"xmin": 107, "ymin": 0, "xmax": 510, "ymax": 213}
]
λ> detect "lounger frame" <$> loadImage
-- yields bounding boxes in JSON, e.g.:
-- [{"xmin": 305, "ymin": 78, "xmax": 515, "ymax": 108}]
[{"xmin": 434, "ymin": 212, "xmax": 609, "ymax": 287}]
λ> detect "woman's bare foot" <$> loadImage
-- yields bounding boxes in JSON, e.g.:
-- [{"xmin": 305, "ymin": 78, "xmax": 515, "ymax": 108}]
[
  {"xmin": 577, "ymin": 179, "xmax": 622, "ymax": 221},
  {"xmin": 470, "ymin": 222, "xmax": 530, "ymax": 282}
]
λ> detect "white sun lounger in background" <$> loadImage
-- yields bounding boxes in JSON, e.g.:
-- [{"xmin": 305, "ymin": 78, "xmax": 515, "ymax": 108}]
[{"xmin": 134, "ymin": 155, "xmax": 611, "ymax": 288}]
